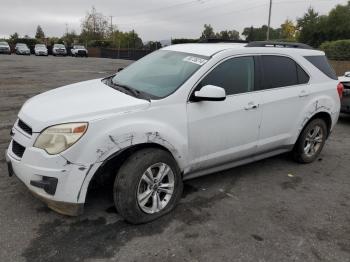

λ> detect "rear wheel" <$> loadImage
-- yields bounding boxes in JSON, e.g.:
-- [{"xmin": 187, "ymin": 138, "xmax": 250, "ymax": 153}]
[
  {"xmin": 113, "ymin": 148, "xmax": 183, "ymax": 224},
  {"xmin": 293, "ymin": 119, "xmax": 327, "ymax": 163}
]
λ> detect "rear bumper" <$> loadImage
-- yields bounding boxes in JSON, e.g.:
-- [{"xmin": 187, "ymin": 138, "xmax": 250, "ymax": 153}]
[
  {"xmin": 35, "ymin": 51, "xmax": 48, "ymax": 56},
  {"xmin": 341, "ymin": 93, "xmax": 350, "ymax": 113}
]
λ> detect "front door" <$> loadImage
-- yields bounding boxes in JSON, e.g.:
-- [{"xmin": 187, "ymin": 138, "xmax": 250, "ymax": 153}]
[{"xmin": 187, "ymin": 56, "xmax": 262, "ymax": 172}]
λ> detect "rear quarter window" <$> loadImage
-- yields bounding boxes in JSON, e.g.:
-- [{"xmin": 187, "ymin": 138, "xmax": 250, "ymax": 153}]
[
  {"xmin": 304, "ymin": 55, "xmax": 337, "ymax": 80},
  {"xmin": 260, "ymin": 55, "xmax": 309, "ymax": 90}
]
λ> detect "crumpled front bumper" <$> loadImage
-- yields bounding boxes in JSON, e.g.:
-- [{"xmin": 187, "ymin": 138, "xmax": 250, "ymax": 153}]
[{"xmin": 5, "ymin": 127, "xmax": 95, "ymax": 216}]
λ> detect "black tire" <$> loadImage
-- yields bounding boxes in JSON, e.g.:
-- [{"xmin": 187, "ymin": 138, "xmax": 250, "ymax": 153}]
[
  {"xmin": 113, "ymin": 148, "xmax": 183, "ymax": 224},
  {"xmin": 293, "ymin": 118, "xmax": 327, "ymax": 163}
]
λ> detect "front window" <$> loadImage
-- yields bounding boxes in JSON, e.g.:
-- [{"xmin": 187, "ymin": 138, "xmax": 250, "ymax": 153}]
[
  {"xmin": 199, "ymin": 56, "xmax": 255, "ymax": 95},
  {"xmin": 54, "ymin": 44, "xmax": 65, "ymax": 48},
  {"xmin": 111, "ymin": 50, "xmax": 209, "ymax": 98},
  {"xmin": 74, "ymin": 45, "xmax": 85, "ymax": 49}
]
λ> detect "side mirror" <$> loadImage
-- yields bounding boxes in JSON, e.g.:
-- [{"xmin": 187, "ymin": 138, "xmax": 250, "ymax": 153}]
[
  {"xmin": 345, "ymin": 71, "xmax": 350, "ymax": 77},
  {"xmin": 117, "ymin": 67, "xmax": 124, "ymax": 72},
  {"xmin": 193, "ymin": 85, "xmax": 226, "ymax": 102}
]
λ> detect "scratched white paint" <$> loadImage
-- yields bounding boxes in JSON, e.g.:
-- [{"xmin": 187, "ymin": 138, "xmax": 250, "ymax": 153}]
[{"xmin": 6, "ymin": 43, "xmax": 340, "ymax": 210}]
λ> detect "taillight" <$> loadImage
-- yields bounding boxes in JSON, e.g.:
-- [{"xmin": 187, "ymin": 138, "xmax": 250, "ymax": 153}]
[{"xmin": 337, "ymin": 82, "xmax": 344, "ymax": 99}]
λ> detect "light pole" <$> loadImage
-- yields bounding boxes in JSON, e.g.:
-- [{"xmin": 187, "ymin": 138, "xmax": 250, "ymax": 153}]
[{"xmin": 267, "ymin": 0, "xmax": 272, "ymax": 40}]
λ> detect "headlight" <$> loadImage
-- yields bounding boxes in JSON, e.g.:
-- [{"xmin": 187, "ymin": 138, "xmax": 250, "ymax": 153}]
[{"xmin": 34, "ymin": 123, "xmax": 88, "ymax": 155}]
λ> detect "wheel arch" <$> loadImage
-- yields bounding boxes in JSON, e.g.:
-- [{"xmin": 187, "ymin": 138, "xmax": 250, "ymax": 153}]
[
  {"xmin": 86, "ymin": 142, "xmax": 179, "ymax": 197},
  {"xmin": 295, "ymin": 111, "xmax": 332, "ymax": 145}
]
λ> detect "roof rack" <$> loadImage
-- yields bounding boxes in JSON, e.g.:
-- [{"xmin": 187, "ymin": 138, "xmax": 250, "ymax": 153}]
[
  {"xmin": 198, "ymin": 38, "xmax": 248, "ymax": 44},
  {"xmin": 246, "ymin": 41, "xmax": 313, "ymax": 49}
]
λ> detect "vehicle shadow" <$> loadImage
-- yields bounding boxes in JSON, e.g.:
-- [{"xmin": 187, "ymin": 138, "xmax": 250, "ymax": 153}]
[
  {"xmin": 338, "ymin": 113, "xmax": 350, "ymax": 124},
  {"xmin": 22, "ymin": 152, "xmax": 295, "ymax": 261}
]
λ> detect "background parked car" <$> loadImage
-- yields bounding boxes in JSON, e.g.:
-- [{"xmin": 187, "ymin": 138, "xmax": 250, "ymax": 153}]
[
  {"xmin": 0, "ymin": 41, "xmax": 11, "ymax": 55},
  {"xmin": 52, "ymin": 44, "xmax": 67, "ymax": 56},
  {"xmin": 15, "ymin": 43, "xmax": 30, "ymax": 55},
  {"xmin": 70, "ymin": 45, "xmax": 88, "ymax": 57},
  {"xmin": 339, "ymin": 71, "xmax": 350, "ymax": 113},
  {"xmin": 34, "ymin": 44, "xmax": 48, "ymax": 56}
]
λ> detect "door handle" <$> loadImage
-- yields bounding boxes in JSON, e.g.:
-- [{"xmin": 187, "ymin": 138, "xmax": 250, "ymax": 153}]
[
  {"xmin": 244, "ymin": 102, "xmax": 259, "ymax": 110},
  {"xmin": 299, "ymin": 90, "xmax": 309, "ymax": 97}
]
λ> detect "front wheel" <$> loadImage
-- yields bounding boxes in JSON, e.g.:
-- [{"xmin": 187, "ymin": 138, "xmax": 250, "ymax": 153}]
[
  {"xmin": 114, "ymin": 148, "xmax": 183, "ymax": 224},
  {"xmin": 293, "ymin": 118, "xmax": 327, "ymax": 163}
]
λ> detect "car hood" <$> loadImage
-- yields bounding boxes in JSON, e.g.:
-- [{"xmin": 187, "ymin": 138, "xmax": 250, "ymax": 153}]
[{"xmin": 18, "ymin": 79, "xmax": 150, "ymax": 132}]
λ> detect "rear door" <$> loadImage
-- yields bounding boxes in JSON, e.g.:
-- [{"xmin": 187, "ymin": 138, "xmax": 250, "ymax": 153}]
[{"xmin": 256, "ymin": 55, "xmax": 310, "ymax": 152}]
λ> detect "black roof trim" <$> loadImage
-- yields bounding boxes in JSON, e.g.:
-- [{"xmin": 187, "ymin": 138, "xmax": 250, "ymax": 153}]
[
  {"xmin": 198, "ymin": 38, "xmax": 248, "ymax": 44},
  {"xmin": 246, "ymin": 41, "xmax": 313, "ymax": 49}
]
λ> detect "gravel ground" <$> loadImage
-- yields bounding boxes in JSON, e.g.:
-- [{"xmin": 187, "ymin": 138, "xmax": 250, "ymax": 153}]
[{"xmin": 0, "ymin": 55, "xmax": 349, "ymax": 262}]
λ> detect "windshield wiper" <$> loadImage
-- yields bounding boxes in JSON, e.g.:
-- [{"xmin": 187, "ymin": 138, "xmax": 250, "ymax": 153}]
[{"xmin": 106, "ymin": 78, "xmax": 151, "ymax": 102}]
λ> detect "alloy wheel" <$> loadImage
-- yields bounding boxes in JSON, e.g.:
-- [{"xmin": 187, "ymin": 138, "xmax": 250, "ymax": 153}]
[
  {"xmin": 303, "ymin": 124, "xmax": 324, "ymax": 157},
  {"xmin": 137, "ymin": 162, "xmax": 175, "ymax": 214}
]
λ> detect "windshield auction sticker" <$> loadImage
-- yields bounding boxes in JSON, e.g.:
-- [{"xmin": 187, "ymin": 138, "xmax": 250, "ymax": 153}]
[{"xmin": 183, "ymin": 56, "xmax": 208, "ymax": 66}]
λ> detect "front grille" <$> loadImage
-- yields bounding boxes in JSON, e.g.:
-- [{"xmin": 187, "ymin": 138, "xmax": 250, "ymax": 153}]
[
  {"xmin": 12, "ymin": 140, "xmax": 25, "ymax": 158},
  {"xmin": 18, "ymin": 119, "xmax": 32, "ymax": 135},
  {"xmin": 78, "ymin": 50, "xmax": 86, "ymax": 55}
]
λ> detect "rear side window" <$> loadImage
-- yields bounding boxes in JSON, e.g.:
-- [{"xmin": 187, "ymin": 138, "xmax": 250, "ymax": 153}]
[
  {"xmin": 260, "ymin": 56, "xmax": 309, "ymax": 90},
  {"xmin": 297, "ymin": 65, "xmax": 310, "ymax": 84},
  {"xmin": 199, "ymin": 56, "xmax": 255, "ymax": 95},
  {"xmin": 304, "ymin": 55, "xmax": 337, "ymax": 80}
]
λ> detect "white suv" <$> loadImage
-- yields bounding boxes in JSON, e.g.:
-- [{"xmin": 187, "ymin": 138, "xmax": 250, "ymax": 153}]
[{"xmin": 6, "ymin": 41, "xmax": 341, "ymax": 224}]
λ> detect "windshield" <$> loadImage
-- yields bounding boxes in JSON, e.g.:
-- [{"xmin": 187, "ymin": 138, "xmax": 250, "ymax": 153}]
[
  {"xmin": 74, "ymin": 45, "xmax": 84, "ymax": 49},
  {"xmin": 0, "ymin": 42, "xmax": 8, "ymax": 46},
  {"xmin": 54, "ymin": 44, "xmax": 65, "ymax": 48},
  {"xmin": 111, "ymin": 50, "xmax": 209, "ymax": 98},
  {"xmin": 35, "ymin": 44, "xmax": 46, "ymax": 48}
]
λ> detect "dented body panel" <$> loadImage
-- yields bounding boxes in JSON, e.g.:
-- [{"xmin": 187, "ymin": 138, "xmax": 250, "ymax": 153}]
[{"xmin": 6, "ymin": 43, "xmax": 340, "ymax": 214}]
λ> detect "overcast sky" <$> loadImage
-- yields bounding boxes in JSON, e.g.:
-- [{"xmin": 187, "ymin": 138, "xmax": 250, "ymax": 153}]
[{"xmin": 0, "ymin": 0, "xmax": 348, "ymax": 41}]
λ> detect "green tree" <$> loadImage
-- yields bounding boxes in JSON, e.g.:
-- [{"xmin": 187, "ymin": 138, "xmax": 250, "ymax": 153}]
[
  {"xmin": 62, "ymin": 30, "xmax": 80, "ymax": 47},
  {"xmin": 109, "ymin": 30, "xmax": 143, "ymax": 49},
  {"xmin": 10, "ymin": 32, "xmax": 19, "ymax": 41},
  {"xmin": 327, "ymin": 1, "xmax": 350, "ymax": 40},
  {"xmin": 200, "ymin": 24, "xmax": 215, "ymax": 39},
  {"xmin": 297, "ymin": 7, "xmax": 323, "ymax": 46},
  {"xmin": 81, "ymin": 6, "xmax": 109, "ymax": 42},
  {"xmin": 216, "ymin": 30, "xmax": 240, "ymax": 40},
  {"xmin": 242, "ymin": 25, "xmax": 281, "ymax": 41},
  {"xmin": 35, "ymin": 25, "xmax": 45, "ymax": 39},
  {"xmin": 280, "ymin": 19, "xmax": 296, "ymax": 41}
]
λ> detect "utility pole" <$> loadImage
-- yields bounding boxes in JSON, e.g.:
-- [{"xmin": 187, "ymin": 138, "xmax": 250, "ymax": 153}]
[
  {"xmin": 109, "ymin": 16, "xmax": 114, "ymax": 32},
  {"xmin": 266, "ymin": 0, "xmax": 272, "ymax": 40}
]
